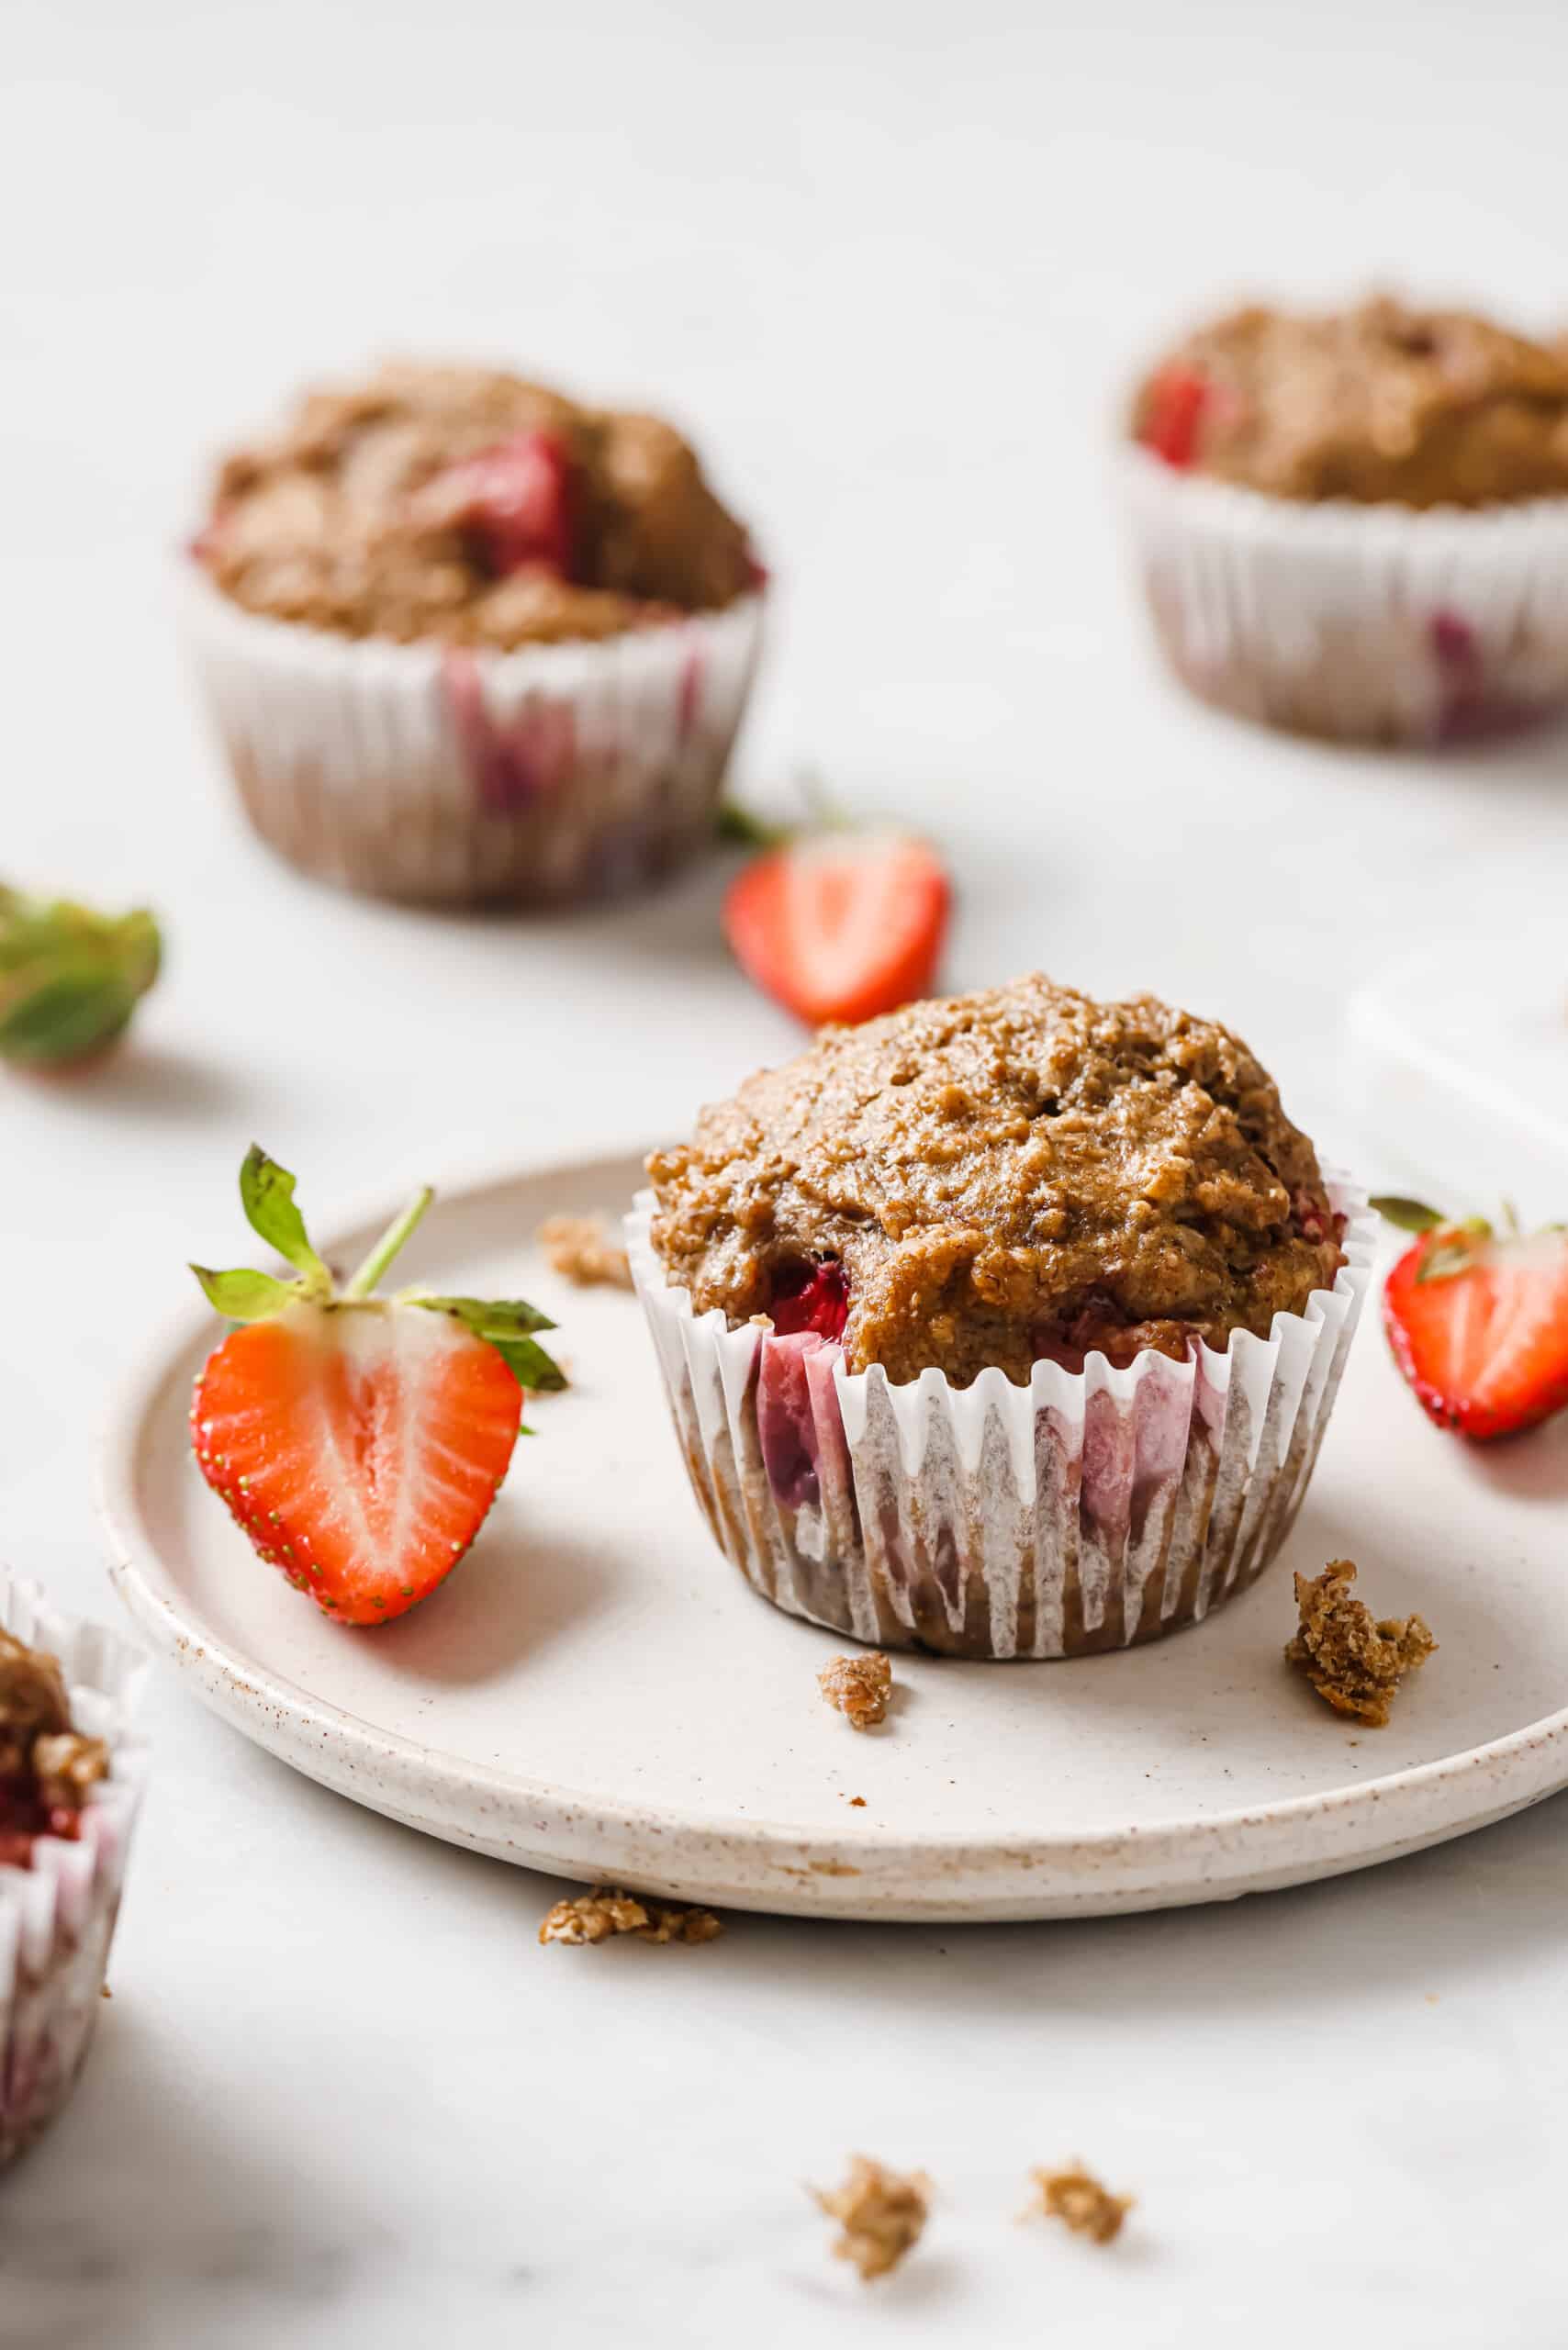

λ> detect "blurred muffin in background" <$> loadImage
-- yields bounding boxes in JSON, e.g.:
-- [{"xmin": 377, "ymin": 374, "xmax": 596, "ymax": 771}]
[
  {"xmin": 1121, "ymin": 296, "xmax": 1568, "ymax": 745},
  {"xmin": 1, "ymin": 1570, "xmax": 147, "ymax": 2166},
  {"xmin": 185, "ymin": 364, "xmax": 765, "ymax": 906}
]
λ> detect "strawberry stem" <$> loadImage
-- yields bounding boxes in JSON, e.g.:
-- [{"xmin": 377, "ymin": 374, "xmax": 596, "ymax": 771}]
[{"xmin": 343, "ymin": 1186, "xmax": 434, "ymax": 1301}]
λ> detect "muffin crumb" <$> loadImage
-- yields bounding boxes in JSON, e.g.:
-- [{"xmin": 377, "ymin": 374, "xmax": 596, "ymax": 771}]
[
  {"xmin": 1287, "ymin": 1561, "xmax": 1436, "ymax": 1727},
  {"xmin": 812, "ymin": 2155, "xmax": 930, "ymax": 2280},
  {"xmin": 538, "ymin": 1888, "xmax": 723, "ymax": 1946},
  {"xmin": 819, "ymin": 1652, "xmax": 892, "ymax": 1731},
  {"xmin": 537, "ymin": 1214, "xmax": 633, "ymax": 1291},
  {"xmin": 1027, "ymin": 2163, "xmax": 1133, "ymax": 2244}
]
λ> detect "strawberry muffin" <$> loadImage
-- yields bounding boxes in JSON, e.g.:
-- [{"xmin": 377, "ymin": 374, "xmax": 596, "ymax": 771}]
[
  {"xmin": 185, "ymin": 363, "xmax": 765, "ymax": 905},
  {"xmin": 629, "ymin": 974, "xmax": 1374, "ymax": 1659},
  {"xmin": 1, "ymin": 1572, "xmax": 147, "ymax": 2165},
  {"xmin": 1123, "ymin": 296, "xmax": 1568, "ymax": 744}
]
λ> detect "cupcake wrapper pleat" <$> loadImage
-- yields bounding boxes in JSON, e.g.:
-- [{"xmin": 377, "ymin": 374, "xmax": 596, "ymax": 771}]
[
  {"xmin": 180, "ymin": 565, "xmax": 765, "ymax": 906},
  {"xmin": 0, "ymin": 1571, "xmax": 149, "ymax": 2166},
  {"xmin": 628, "ymin": 1180, "xmax": 1374, "ymax": 1660},
  {"xmin": 1119, "ymin": 445, "xmax": 1568, "ymax": 744}
]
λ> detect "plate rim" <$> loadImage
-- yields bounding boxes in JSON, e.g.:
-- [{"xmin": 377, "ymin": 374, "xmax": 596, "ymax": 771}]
[{"xmin": 95, "ymin": 1141, "xmax": 1568, "ymax": 1918}]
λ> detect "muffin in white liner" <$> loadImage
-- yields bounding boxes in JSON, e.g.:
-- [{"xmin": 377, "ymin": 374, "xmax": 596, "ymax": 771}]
[
  {"xmin": 1, "ymin": 1569, "xmax": 149, "ymax": 2166},
  {"xmin": 182, "ymin": 563, "xmax": 765, "ymax": 907},
  {"xmin": 1119, "ymin": 443, "xmax": 1568, "ymax": 747},
  {"xmin": 627, "ymin": 1178, "xmax": 1374, "ymax": 1661}
]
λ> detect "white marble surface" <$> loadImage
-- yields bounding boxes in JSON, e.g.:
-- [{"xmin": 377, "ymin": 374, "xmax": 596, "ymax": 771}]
[{"xmin": 4, "ymin": 2, "xmax": 1568, "ymax": 2342}]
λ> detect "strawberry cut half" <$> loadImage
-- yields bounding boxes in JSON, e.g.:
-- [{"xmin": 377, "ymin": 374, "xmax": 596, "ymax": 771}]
[
  {"xmin": 1382, "ymin": 1225, "xmax": 1568, "ymax": 1441},
  {"xmin": 188, "ymin": 1148, "xmax": 566, "ymax": 1624},
  {"xmin": 722, "ymin": 830, "xmax": 950, "ymax": 1029}
]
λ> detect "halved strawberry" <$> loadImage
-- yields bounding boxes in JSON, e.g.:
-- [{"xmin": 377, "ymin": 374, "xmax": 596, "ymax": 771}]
[
  {"xmin": 722, "ymin": 830, "xmax": 950, "ymax": 1029},
  {"xmin": 1374, "ymin": 1197, "xmax": 1568, "ymax": 1441},
  {"xmin": 189, "ymin": 1148, "xmax": 565, "ymax": 1624},
  {"xmin": 422, "ymin": 431, "xmax": 575, "ymax": 576}
]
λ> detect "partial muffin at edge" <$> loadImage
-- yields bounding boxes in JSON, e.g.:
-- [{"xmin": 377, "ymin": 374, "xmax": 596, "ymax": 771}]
[{"xmin": 1132, "ymin": 295, "xmax": 1568, "ymax": 508}]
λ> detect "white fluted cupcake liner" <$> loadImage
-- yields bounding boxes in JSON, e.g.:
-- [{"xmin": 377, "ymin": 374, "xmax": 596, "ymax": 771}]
[
  {"xmin": 1119, "ymin": 444, "xmax": 1568, "ymax": 745},
  {"xmin": 628, "ymin": 1179, "xmax": 1374, "ymax": 1661},
  {"xmin": 180, "ymin": 563, "xmax": 766, "ymax": 906},
  {"xmin": 1, "ymin": 1570, "xmax": 149, "ymax": 2166}
]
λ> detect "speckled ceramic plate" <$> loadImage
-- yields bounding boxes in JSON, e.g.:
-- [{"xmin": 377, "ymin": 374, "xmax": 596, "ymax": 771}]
[{"xmin": 97, "ymin": 1147, "xmax": 1568, "ymax": 1923}]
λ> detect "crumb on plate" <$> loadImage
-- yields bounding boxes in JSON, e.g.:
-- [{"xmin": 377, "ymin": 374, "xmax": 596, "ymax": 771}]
[
  {"xmin": 1286, "ymin": 1561, "xmax": 1436, "ymax": 1728},
  {"xmin": 812, "ymin": 2154, "xmax": 930, "ymax": 2281},
  {"xmin": 536, "ymin": 1214, "xmax": 633, "ymax": 1290},
  {"xmin": 538, "ymin": 1888, "xmax": 723, "ymax": 1947},
  {"xmin": 819, "ymin": 1651, "xmax": 892, "ymax": 1731},
  {"xmin": 1027, "ymin": 2163, "xmax": 1133, "ymax": 2244}
]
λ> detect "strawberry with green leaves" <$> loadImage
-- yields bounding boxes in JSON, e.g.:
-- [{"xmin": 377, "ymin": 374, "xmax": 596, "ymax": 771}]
[
  {"xmin": 1373, "ymin": 1195, "xmax": 1568, "ymax": 1441},
  {"xmin": 190, "ymin": 1148, "xmax": 565, "ymax": 1624}
]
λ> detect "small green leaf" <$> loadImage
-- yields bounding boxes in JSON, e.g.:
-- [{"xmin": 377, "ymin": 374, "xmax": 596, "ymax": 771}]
[
  {"xmin": 191, "ymin": 1264, "xmax": 298, "ymax": 1321},
  {"xmin": 715, "ymin": 800, "xmax": 791, "ymax": 850},
  {"xmin": 0, "ymin": 894, "xmax": 162, "ymax": 1068},
  {"xmin": 419, "ymin": 1295, "xmax": 566, "ymax": 1391},
  {"xmin": 1369, "ymin": 1195, "xmax": 1445, "ymax": 1234},
  {"xmin": 1415, "ymin": 1237, "xmax": 1484, "ymax": 1286},
  {"xmin": 239, "ymin": 1148, "xmax": 330, "ymax": 1285}
]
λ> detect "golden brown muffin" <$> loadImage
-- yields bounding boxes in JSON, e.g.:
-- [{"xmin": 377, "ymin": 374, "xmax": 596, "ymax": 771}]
[
  {"xmin": 649, "ymin": 973, "xmax": 1344, "ymax": 1387},
  {"xmin": 1132, "ymin": 297, "xmax": 1568, "ymax": 508},
  {"xmin": 199, "ymin": 361, "xmax": 757, "ymax": 648}
]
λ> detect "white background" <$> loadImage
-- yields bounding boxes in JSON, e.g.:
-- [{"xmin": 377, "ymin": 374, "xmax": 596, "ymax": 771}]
[{"xmin": 4, "ymin": 2, "xmax": 1568, "ymax": 2343}]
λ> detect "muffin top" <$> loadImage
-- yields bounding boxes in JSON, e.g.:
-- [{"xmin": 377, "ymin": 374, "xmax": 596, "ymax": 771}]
[
  {"xmin": 1132, "ymin": 297, "xmax": 1568, "ymax": 508},
  {"xmin": 197, "ymin": 362, "xmax": 758, "ymax": 650},
  {"xmin": 648, "ymin": 974, "xmax": 1344, "ymax": 1387}
]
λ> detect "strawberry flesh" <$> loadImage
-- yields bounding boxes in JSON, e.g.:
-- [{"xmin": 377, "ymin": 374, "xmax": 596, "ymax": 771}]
[
  {"xmin": 769, "ymin": 1259, "xmax": 850, "ymax": 1342},
  {"xmin": 1383, "ymin": 1229, "xmax": 1568, "ymax": 1440},
  {"xmin": 722, "ymin": 831, "xmax": 950, "ymax": 1029},
  {"xmin": 1140, "ymin": 367, "xmax": 1211, "ymax": 469},
  {"xmin": 191, "ymin": 1301, "xmax": 524, "ymax": 1622},
  {"xmin": 431, "ymin": 431, "xmax": 574, "ymax": 577}
]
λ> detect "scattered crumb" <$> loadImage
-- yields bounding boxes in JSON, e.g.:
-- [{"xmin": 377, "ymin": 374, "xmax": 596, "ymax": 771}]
[
  {"xmin": 99, "ymin": 1984, "xmax": 112, "ymax": 2000},
  {"xmin": 538, "ymin": 1889, "xmax": 724, "ymax": 1947},
  {"xmin": 819, "ymin": 1651, "xmax": 892, "ymax": 1731},
  {"xmin": 1286, "ymin": 1561, "xmax": 1436, "ymax": 1728},
  {"xmin": 812, "ymin": 2155, "xmax": 931, "ymax": 2281},
  {"xmin": 847, "ymin": 1796, "xmax": 866, "ymax": 1807},
  {"xmin": 1027, "ymin": 2163, "xmax": 1133, "ymax": 2244},
  {"xmin": 536, "ymin": 1214, "xmax": 633, "ymax": 1291}
]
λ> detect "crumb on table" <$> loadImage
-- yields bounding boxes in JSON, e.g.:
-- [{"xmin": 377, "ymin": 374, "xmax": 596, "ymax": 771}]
[
  {"xmin": 536, "ymin": 1214, "xmax": 633, "ymax": 1290},
  {"xmin": 1286, "ymin": 1561, "xmax": 1436, "ymax": 1728},
  {"xmin": 1028, "ymin": 2163, "xmax": 1133, "ymax": 2244},
  {"xmin": 538, "ymin": 1888, "xmax": 724, "ymax": 1947},
  {"xmin": 819, "ymin": 1651, "xmax": 892, "ymax": 1731},
  {"xmin": 812, "ymin": 2154, "xmax": 930, "ymax": 2281}
]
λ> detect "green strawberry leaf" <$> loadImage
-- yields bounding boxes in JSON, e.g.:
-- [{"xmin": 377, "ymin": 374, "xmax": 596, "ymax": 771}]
[
  {"xmin": 191, "ymin": 1265, "xmax": 299, "ymax": 1321},
  {"xmin": 715, "ymin": 800, "xmax": 791, "ymax": 850},
  {"xmin": 240, "ymin": 1147, "xmax": 330, "ymax": 1287},
  {"xmin": 1415, "ymin": 1237, "xmax": 1484, "ymax": 1286},
  {"xmin": 0, "ymin": 894, "xmax": 162, "ymax": 1068},
  {"xmin": 419, "ymin": 1295, "xmax": 566, "ymax": 1391},
  {"xmin": 1369, "ymin": 1195, "xmax": 1445, "ymax": 1234}
]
